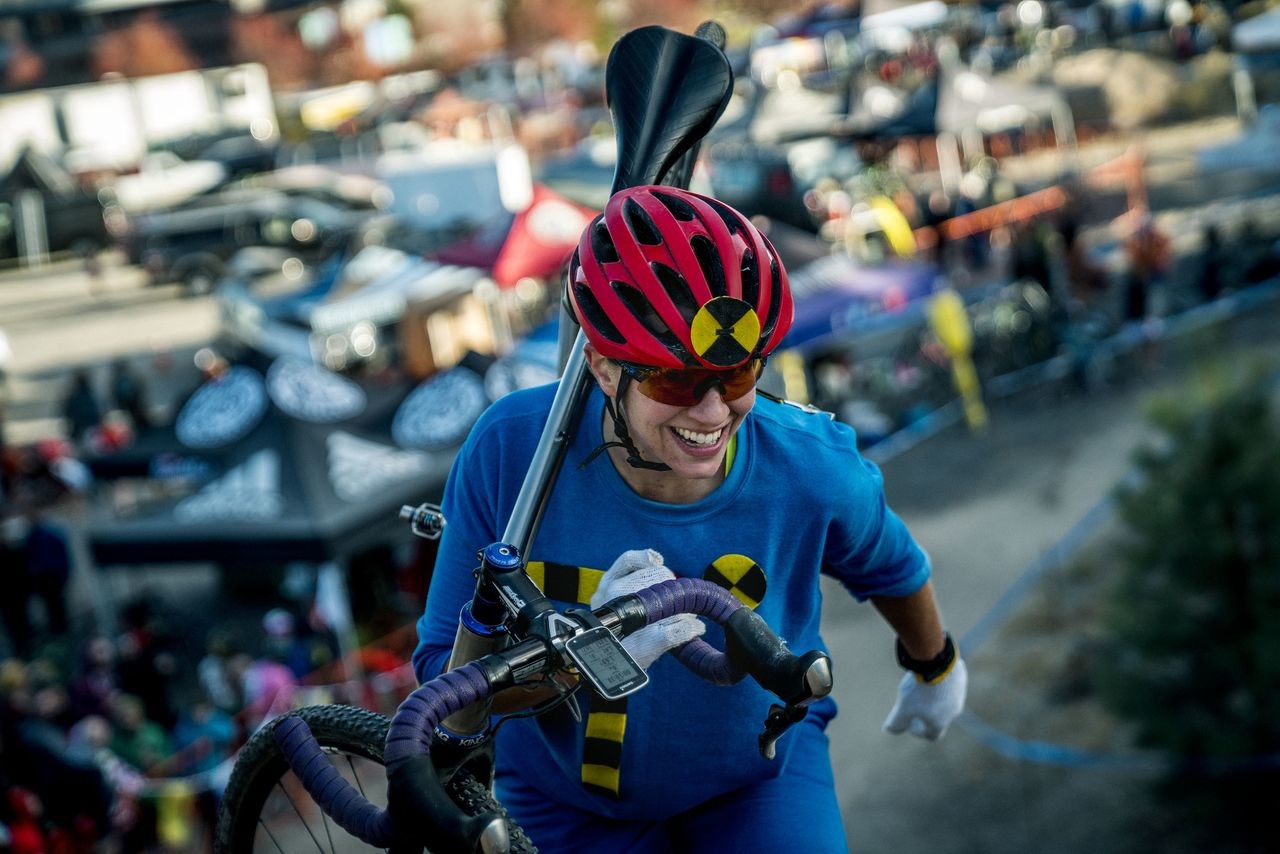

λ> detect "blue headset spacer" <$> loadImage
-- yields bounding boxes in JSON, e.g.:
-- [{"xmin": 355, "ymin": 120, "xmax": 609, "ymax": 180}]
[
  {"xmin": 481, "ymin": 542, "xmax": 522, "ymax": 573},
  {"xmin": 459, "ymin": 602, "xmax": 508, "ymax": 638}
]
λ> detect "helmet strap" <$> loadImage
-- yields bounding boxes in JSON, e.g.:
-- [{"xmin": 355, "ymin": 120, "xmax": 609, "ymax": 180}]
[{"xmin": 579, "ymin": 374, "xmax": 671, "ymax": 472}]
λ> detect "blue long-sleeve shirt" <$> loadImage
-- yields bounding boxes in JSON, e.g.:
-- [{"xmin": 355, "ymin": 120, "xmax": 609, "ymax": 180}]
[{"xmin": 413, "ymin": 383, "xmax": 929, "ymax": 820}]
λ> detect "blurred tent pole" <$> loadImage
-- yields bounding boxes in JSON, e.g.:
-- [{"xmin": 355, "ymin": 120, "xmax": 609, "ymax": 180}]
[
  {"xmin": 316, "ymin": 559, "xmax": 365, "ymax": 686},
  {"xmin": 14, "ymin": 190, "xmax": 49, "ymax": 269},
  {"xmin": 937, "ymin": 130, "xmax": 963, "ymax": 195}
]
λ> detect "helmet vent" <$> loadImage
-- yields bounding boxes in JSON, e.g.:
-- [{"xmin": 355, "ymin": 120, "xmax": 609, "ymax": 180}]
[
  {"xmin": 651, "ymin": 262, "xmax": 699, "ymax": 323},
  {"xmin": 624, "ymin": 199, "xmax": 663, "ymax": 245},
  {"xmin": 740, "ymin": 248, "xmax": 759, "ymax": 307},
  {"xmin": 690, "ymin": 234, "xmax": 727, "ymax": 297},
  {"xmin": 612, "ymin": 281, "xmax": 682, "ymax": 352},
  {"xmin": 761, "ymin": 250, "xmax": 783, "ymax": 341},
  {"xmin": 574, "ymin": 282, "xmax": 626, "ymax": 344},
  {"xmin": 703, "ymin": 197, "xmax": 747, "ymax": 239},
  {"xmin": 652, "ymin": 190, "xmax": 698, "ymax": 221},
  {"xmin": 591, "ymin": 222, "xmax": 620, "ymax": 263}
]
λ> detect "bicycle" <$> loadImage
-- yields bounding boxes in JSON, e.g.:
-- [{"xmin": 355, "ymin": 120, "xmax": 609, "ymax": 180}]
[
  {"xmin": 215, "ymin": 24, "xmax": 835, "ymax": 854},
  {"xmin": 216, "ymin": 540, "xmax": 834, "ymax": 852}
]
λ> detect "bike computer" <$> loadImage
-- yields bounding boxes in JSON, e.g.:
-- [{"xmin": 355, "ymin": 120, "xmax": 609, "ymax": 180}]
[{"xmin": 563, "ymin": 626, "xmax": 648, "ymax": 700}]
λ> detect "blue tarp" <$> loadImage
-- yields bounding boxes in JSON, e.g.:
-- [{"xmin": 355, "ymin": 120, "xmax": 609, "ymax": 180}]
[{"xmin": 783, "ymin": 255, "xmax": 940, "ymax": 353}]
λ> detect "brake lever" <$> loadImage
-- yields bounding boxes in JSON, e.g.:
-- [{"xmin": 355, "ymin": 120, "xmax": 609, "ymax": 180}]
[{"xmin": 758, "ymin": 703, "xmax": 809, "ymax": 760}]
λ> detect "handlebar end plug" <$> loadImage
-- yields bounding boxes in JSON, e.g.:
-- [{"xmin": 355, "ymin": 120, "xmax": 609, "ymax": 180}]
[
  {"xmin": 797, "ymin": 651, "xmax": 833, "ymax": 707},
  {"xmin": 479, "ymin": 817, "xmax": 511, "ymax": 854}
]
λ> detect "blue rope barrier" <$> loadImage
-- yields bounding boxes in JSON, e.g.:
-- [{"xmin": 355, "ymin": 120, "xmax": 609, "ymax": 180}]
[{"xmin": 866, "ymin": 276, "xmax": 1280, "ymax": 773}]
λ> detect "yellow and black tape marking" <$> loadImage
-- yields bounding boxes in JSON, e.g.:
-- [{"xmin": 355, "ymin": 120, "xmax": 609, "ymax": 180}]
[
  {"xmin": 525, "ymin": 561, "xmax": 604, "ymax": 606},
  {"xmin": 525, "ymin": 554, "xmax": 767, "ymax": 799},
  {"xmin": 702, "ymin": 554, "xmax": 767, "ymax": 610},
  {"xmin": 689, "ymin": 296, "xmax": 761, "ymax": 367},
  {"xmin": 526, "ymin": 561, "xmax": 627, "ymax": 798},
  {"xmin": 581, "ymin": 696, "xmax": 628, "ymax": 797}
]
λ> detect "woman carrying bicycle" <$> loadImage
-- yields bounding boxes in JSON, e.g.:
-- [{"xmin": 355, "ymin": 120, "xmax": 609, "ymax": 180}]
[{"xmin": 413, "ymin": 186, "xmax": 966, "ymax": 852}]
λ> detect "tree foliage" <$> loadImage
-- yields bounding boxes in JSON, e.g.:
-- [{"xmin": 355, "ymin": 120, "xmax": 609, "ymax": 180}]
[{"xmin": 1095, "ymin": 363, "xmax": 1280, "ymax": 841}]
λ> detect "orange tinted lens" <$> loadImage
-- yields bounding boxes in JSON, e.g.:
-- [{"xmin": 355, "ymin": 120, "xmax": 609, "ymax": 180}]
[{"xmin": 635, "ymin": 360, "xmax": 762, "ymax": 406}]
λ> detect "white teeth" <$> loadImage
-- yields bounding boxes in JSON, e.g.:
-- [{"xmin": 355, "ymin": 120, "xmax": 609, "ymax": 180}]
[{"xmin": 673, "ymin": 426, "xmax": 722, "ymax": 446}]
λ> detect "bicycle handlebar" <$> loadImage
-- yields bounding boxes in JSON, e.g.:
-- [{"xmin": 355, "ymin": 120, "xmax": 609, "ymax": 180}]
[{"xmin": 273, "ymin": 576, "xmax": 833, "ymax": 852}]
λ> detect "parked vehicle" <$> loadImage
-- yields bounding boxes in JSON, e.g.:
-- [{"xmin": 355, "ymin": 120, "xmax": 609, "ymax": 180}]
[
  {"xmin": 154, "ymin": 129, "xmax": 281, "ymax": 179},
  {"xmin": 0, "ymin": 148, "xmax": 108, "ymax": 262},
  {"xmin": 218, "ymin": 239, "xmax": 496, "ymax": 372},
  {"xmin": 702, "ymin": 134, "xmax": 862, "ymax": 233},
  {"xmin": 117, "ymin": 187, "xmax": 367, "ymax": 295},
  {"xmin": 106, "ymin": 151, "xmax": 227, "ymax": 213}
]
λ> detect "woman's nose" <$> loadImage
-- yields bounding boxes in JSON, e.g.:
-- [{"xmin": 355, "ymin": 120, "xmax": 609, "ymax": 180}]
[{"xmin": 687, "ymin": 385, "xmax": 730, "ymax": 421}]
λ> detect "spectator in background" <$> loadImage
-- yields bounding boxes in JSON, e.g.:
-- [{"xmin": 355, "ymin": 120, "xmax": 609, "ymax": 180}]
[
  {"xmin": 68, "ymin": 637, "xmax": 119, "ymax": 721},
  {"xmin": 10, "ymin": 679, "xmax": 111, "ymax": 843},
  {"xmin": 241, "ymin": 635, "xmax": 297, "ymax": 733},
  {"xmin": 109, "ymin": 358, "xmax": 151, "ymax": 432},
  {"xmin": 3, "ymin": 787, "xmax": 48, "ymax": 854},
  {"xmin": 115, "ymin": 597, "xmax": 179, "ymax": 730},
  {"xmin": 108, "ymin": 694, "xmax": 165, "ymax": 852},
  {"xmin": 171, "ymin": 697, "xmax": 235, "ymax": 845},
  {"xmin": 108, "ymin": 693, "xmax": 169, "ymax": 774},
  {"xmin": 22, "ymin": 511, "xmax": 72, "ymax": 640},
  {"xmin": 197, "ymin": 629, "xmax": 243, "ymax": 716},
  {"xmin": 1122, "ymin": 212, "xmax": 1171, "ymax": 322},
  {"xmin": 259, "ymin": 604, "xmax": 340, "ymax": 684},
  {"xmin": 0, "ymin": 516, "xmax": 33, "ymax": 658},
  {"xmin": 1060, "ymin": 207, "xmax": 1108, "ymax": 305},
  {"xmin": 61, "ymin": 371, "xmax": 101, "ymax": 447},
  {"xmin": 0, "ymin": 327, "xmax": 11, "ymax": 460},
  {"xmin": 66, "ymin": 714, "xmax": 143, "ymax": 837},
  {"xmin": 1198, "ymin": 224, "xmax": 1225, "ymax": 304},
  {"xmin": 171, "ymin": 699, "xmax": 234, "ymax": 776}
]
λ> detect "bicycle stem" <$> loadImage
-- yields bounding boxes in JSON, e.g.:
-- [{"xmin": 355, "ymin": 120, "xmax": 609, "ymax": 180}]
[{"xmin": 440, "ymin": 542, "xmax": 560, "ymax": 736}]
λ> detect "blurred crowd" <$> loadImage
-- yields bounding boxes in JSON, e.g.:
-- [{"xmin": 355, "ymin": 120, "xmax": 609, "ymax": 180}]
[
  {"xmin": 0, "ymin": 427, "xmax": 422, "ymax": 850},
  {"xmin": 0, "ymin": 574, "xmax": 421, "ymax": 852}
]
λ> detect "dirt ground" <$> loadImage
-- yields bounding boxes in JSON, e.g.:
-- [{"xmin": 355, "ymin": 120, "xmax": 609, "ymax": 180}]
[{"xmin": 829, "ymin": 300, "xmax": 1280, "ymax": 854}]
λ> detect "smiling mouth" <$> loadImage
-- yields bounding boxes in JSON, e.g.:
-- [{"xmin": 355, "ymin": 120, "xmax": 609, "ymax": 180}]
[{"xmin": 671, "ymin": 425, "xmax": 724, "ymax": 448}]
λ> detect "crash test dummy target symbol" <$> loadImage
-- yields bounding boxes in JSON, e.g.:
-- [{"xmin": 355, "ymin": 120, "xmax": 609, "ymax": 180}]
[{"xmin": 689, "ymin": 297, "xmax": 761, "ymax": 367}]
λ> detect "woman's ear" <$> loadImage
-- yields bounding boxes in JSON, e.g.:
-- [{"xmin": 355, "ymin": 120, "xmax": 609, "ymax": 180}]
[{"xmin": 583, "ymin": 345, "xmax": 621, "ymax": 399}]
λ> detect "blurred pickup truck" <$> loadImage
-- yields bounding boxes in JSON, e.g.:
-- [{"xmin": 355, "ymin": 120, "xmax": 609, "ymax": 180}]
[
  {"xmin": 0, "ymin": 148, "xmax": 109, "ymax": 262},
  {"xmin": 116, "ymin": 187, "xmax": 369, "ymax": 295}
]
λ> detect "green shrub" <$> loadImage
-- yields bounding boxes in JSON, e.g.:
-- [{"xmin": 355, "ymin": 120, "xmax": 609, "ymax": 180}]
[{"xmin": 1095, "ymin": 363, "xmax": 1280, "ymax": 844}]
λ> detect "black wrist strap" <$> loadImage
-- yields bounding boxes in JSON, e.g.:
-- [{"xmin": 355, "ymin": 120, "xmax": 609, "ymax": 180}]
[{"xmin": 896, "ymin": 633, "xmax": 957, "ymax": 684}]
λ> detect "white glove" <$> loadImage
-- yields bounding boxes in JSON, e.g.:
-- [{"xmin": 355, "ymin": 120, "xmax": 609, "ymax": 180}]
[
  {"xmin": 589, "ymin": 549, "xmax": 705, "ymax": 670},
  {"xmin": 882, "ymin": 657, "xmax": 968, "ymax": 741}
]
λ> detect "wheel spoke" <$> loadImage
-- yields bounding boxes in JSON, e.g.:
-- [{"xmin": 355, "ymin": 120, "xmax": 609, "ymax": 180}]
[
  {"xmin": 224, "ymin": 708, "xmax": 412, "ymax": 853},
  {"xmin": 319, "ymin": 789, "xmax": 336, "ymax": 851},
  {"xmin": 347, "ymin": 753, "xmax": 368, "ymax": 799},
  {"xmin": 279, "ymin": 777, "xmax": 327, "ymax": 852},
  {"xmin": 254, "ymin": 783, "xmax": 290, "ymax": 850},
  {"xmin": 258, "ymin": 810, "xmax": 286, "ymax": 853}
]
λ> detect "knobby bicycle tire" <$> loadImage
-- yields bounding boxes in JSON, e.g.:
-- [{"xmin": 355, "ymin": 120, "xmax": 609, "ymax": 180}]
[{"xmin": 215, "ymin": 704, "xmax": 535, "ymax": 853}]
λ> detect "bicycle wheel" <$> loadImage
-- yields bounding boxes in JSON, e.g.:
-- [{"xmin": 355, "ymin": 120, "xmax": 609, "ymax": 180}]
[{"xmin": 215, "ymin": 705, "xmax": 535, "ymax": 853}]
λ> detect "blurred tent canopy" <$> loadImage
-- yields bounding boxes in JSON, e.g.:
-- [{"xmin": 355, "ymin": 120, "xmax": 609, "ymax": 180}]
[
  {"xmin": 86, "ymin": 361, "xmax": 455, "ymax": 566},
  {"xmin": 782, "ymin": 255, "xmax": 939, "ymax": 355}
]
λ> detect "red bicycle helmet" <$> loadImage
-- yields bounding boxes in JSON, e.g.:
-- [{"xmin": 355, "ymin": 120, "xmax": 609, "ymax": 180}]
[{"xmin": 568, "ymin": 186, "xmax": 793, "ymax": 370}]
